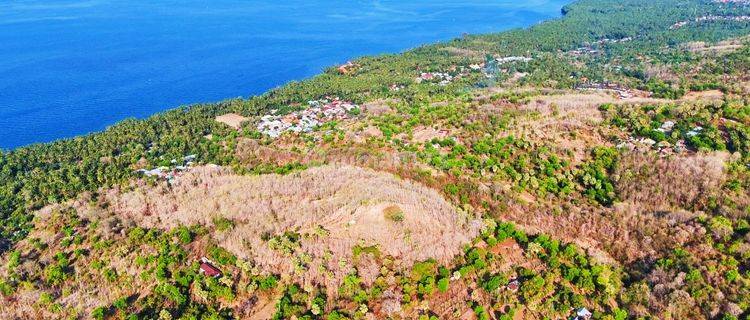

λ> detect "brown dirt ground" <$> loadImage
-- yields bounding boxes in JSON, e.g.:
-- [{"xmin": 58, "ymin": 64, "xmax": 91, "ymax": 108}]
[{"xmin": 215, "ymin": 113, "xmax": 249, "ymax": 130}]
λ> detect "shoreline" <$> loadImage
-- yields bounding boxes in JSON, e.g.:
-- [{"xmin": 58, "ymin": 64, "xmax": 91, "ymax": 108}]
[{"xmin": 1, "ymin": 1, "xmax": 572, "ymax": 151}]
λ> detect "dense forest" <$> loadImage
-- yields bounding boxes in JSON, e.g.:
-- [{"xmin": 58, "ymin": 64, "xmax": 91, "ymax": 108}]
[{"xmin": 2, "ymin": 0, "xmax": 750, "ymax": 319}]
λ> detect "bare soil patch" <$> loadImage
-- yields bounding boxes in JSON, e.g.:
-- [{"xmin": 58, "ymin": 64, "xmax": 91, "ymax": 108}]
[
  {"xmin": 215, "ymin": 113, "xmax": 249, "ymax": 130},
  {"xmin": 412, "ymin": 126, "xmax": 451, "ymax": 143}
]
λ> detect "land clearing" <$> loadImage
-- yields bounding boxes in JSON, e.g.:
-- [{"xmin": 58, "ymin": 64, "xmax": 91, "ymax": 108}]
[{"xmin": 215, "ymin": 113, "xmax": 249, "ymax": 130}]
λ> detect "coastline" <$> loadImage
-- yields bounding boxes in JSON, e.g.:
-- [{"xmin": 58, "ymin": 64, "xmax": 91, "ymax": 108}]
[{"xmin": 0, "ymin": 1, "xmax": 572, "ymax": 150}]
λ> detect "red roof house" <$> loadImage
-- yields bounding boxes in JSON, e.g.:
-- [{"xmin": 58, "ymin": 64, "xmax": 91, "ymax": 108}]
[{"xmin": 199, "ymin": 257, "xmax": 222, "ymax": 278}]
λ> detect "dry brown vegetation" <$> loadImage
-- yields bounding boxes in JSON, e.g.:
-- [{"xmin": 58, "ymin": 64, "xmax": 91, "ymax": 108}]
[
  {"xmin": 96, "ymin": 165, "xmax": 480, "ymax": 293},
  {"xmin": 511, "ymin": 92, "xmax": 667, "ymax": 164},
  {"xmin": 361, "ymin": 99, "xmax": 397, "ymax": 115},
  {"xmin": 614, "ymin": 151, "xmax": 728, "ymax": 211},
  {"xmin": 1, "ymin": 205, "xmax": 146, "ymax": 319},
  {"xmin": 440, "ymin": 46, "xmax": 486, "ymax": 58},
  {"xmin": 681, "ymin": 90, "xmax": 725, "ymax": 102},
  {"xmin": 682, "ymin": 39, "xmax": 747, "ymax": 54}
]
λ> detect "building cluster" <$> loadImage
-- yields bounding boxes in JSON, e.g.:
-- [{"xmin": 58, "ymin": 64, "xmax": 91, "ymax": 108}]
[
  {"xmin": 671, "ymin": 15, "xmax": 750, "ymax": 29},
  {"xmin": 495, "ymin": 56, "xmax": 533, "ymax": 64},
  {"xmin": 617, "ymin": 137, "xmax": 688, "ymax": 156},
  {"xmin": 481, "ymin": 56, "xmax": 533, "ymax": 79},
  {"xmin": 568, "ymin": 45, "xmax": 601, "ymax": 57},
  {"xmin": 713, "ymin": 0, "xmax": 750, "ymax": 5},
  {"xmin": 389, "ymin": 84, "xmax": 405, "ymax": 92},
  {"xmin": 257, "ymin": 98, "xmax": 359, "ymax": 138},
  {"xmin": 135, "ymin": 154, "xmax": 197, "ymax": 184},
  {"xmin": 568, "ymin": 38, "xmax": 633, "ymax": 57},
  {"xmin": 569, "ymin": 46, "xmax": 601, "ymax": 56},
  {"xmin": 415, "ymin": 72, "xmax": 457, "ymax": 86},
  {"xmin": 656, "ymin": 120, "xmax": 676, "ymax": 133},
  {"xmin": 616, "ymin": 121, "xmax": 708, "ymax": 156},
  {"xmin": 574, "ymin": 82, "xmax": 635, "ymax": 99},
  {"xmin": 597, "ymin": 37, "xmax": 633, "ymax": 44},
  {"xmin": 469, "ymin": 63, "xmax": 483, "ymax": 71},
  {"xmin": 686, "ymin": 126, "xmax": 703, "ymax": 137},
  {"xmin": 414, "ymin": 63, "xmax": 492, "ymax": 85}
]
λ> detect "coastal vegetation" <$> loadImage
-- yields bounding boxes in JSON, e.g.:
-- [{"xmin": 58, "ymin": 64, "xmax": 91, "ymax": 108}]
[{"xmin": 2, "ymin": 0, "xmax": 750, "ymax": 319}]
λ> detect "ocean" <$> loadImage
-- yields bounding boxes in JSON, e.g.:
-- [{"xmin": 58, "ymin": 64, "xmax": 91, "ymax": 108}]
[{"xmin": 0, "ymin": 0, "xmax": 570, "ymax": 149}]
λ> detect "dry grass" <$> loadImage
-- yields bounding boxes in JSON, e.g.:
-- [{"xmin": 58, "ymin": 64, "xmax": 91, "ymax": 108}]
[
  {"xmin": 0, "ymin": 204, "xmax": 151, "ymax": 319},
  {"xmin": 512, "ymin": 93, "xmax": 616, "ymax": 165},
  {"xmin": 234, "ymin": 138, "xmax": 300, "ymax": 166},
  {"xmin": 681, "ymin": 90, "xmax": 725, "ymax": 102},
  {"xmin": 614, "ymin": 151, "xmax": 728, "ymax": 211},
  {"xmin": 495, "ymin": 151, "xmax": 727, "ymax": 265},
  {"xmin": 362, "ymin": 99, "xmax": 396, "ymax": 115},
  {"xmin": 440, "ymin": 46, "xmax": 486, "ymax": 58},
  {"xmin": 100, "ymin": 165, "xmax": 480, "ymax": 292},
  {"xmin": 682, "ymin": 39, "xmax": 745, "ymax": 54}
]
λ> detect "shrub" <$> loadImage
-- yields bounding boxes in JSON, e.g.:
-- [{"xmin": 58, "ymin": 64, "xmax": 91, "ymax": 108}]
[
  {"xmin": 258, "ymin": 275, "xmax": 278, "ymax": 291},
  {"xmin": 212, "ymin": 217, "xmax": 235, "ymax": 232},
  {"xmin": 174, "ymin": 226, "xmax": 193, "ymax": 244},
  {"xmin": 91, "ymin": 306, "xmax": 107, "ymax": 320},
  {"xmin": 383, "ymin": 205, "xmax": 405, "ymax": 222},
  {"xmin": 437, "ymin": 277, "xmax": 449, "ymax": 292},
  {"xmin": 578, "ymin": 147, "xmax": 618, "ymax": 205},
  {"xmin": 483, "ymin": 274, "xmax": 507, "ymax": 292}
]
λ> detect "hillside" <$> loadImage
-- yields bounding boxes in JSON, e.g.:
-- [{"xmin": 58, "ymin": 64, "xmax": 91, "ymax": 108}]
[{"xmin": 2, "ymin": 0, "xmax": 750, "ymax": 319}]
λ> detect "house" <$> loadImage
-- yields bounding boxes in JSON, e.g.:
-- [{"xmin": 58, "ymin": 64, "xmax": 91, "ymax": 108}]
[
  {"xmin": 656, "ymin": 121, "xmax": 676, "ymax": 133},
  {"xmin": 574, "ymin": 308, "xmax": 592, "ymax": 320},
  {"xmin": 506, "ymin": 279, "xmax": 520, "ymax": 292},
  {"xmin": 199, "ymin": 257, "xmax": 222, "ymax": 278},
  {"xmin": 686, "ymin": 126, "xmax": 703, "ymax": 137}
]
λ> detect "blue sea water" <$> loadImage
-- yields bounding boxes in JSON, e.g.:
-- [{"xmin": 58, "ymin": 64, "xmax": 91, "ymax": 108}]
[{"xmin": 0, "ymin": 0, "xmax": 570, "ymax": 149}]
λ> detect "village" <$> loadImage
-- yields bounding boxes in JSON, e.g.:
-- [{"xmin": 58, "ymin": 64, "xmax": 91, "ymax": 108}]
[
  {"xmin": 568, "ymin": 46, "xmax": 601, "ymax": 57},
  {"xmin": 671, "ymin": 15, "xmax": 750, "ymax": 29},
  {"xmin": 567, "ymin": 37, "xmax": 634, "ymax": 57},
  {"xmin": 574, "ymin": 82, "xmax": 641, "ymax": 99},
  {"xmin": 713, "ymin": 0, "xmax": 750, "ymax": 4},
  {"xmin": 616, "ymin": 119, "xmax": 707, "ymax": 157},
  {"xmin": 415, "ymin": 64, "xmax": 478, "ymax": 86},
  {"xmin": 134, "ymin": 154, "xmax": 198, "ymax": 184},
  {"xmin": 616, "ymin": 136, "xmax": 689, "ymax": 156},
  {"xmin": 416, "ymin": 71, "xmax": 457, "ymax": 86},
  {"xmin": 257, "ymin": 98, "xmax": 360, "ymax": 137}
]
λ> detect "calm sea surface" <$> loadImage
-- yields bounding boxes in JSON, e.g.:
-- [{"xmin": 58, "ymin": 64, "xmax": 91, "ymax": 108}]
[{"xmin": 0, "ymin": 0, "xmax": 570, "ymax": 149}]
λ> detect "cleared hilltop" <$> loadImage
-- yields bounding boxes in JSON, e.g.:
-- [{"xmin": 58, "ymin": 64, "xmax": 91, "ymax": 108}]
[{"xmin": 2, "ymin": 0, "xmax": 750, "ymax": 319}]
